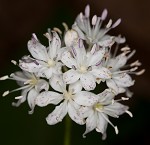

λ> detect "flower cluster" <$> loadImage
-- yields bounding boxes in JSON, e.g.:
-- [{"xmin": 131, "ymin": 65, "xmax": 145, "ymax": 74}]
[{"xmin": 0, "ymin": 5, "xmax": 144, "ymax": 139}]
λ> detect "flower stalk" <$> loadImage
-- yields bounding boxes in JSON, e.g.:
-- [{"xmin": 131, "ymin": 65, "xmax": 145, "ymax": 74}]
[{"xmin": 64, "ymin": 115, "xmax": 72, "ymax": 145}]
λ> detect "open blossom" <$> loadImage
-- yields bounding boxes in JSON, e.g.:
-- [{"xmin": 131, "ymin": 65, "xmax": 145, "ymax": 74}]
[
  {"xmin": 72, "ymin": 5, "xmax": 125, "ymax": 47},
  {"xmin": 103, "ymin": 47, "xmax": 145, "ymax": 95},
  {"xmin": 19, "ymin": 31, "xmax": 64, "ymax": 79},
  {"xmin": 61, "ymin": 39, "xmax": 111, "ymax": 90},
  {"xmin": 0, "ymin": 71, "xmax": 49, "ymax": 114},
  {"xmin": 77, "ymin": 89, "xmax": 131, "ymax": 139},
  {"xmin": 36, "ymin": 75, "xmax": 97, "ymax": 125}
]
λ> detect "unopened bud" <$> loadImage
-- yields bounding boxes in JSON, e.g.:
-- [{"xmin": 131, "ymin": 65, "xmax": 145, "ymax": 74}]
[{"xmin": 64, "ymin": 29, "xmax": 79, "ymax": 47}]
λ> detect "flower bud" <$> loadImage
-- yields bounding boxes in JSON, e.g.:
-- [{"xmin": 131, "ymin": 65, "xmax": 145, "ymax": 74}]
[{"xmin": 64, "ymin": 29, "xmax": 78, "ymax": 47}]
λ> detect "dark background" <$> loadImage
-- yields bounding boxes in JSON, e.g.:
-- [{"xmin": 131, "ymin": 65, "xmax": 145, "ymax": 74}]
[{"xmin": 0, "ymin": 0, "xmax": 150, "ymax": 145}]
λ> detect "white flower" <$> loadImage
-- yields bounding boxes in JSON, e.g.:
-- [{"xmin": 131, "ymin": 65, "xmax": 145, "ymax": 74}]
[
  {"xmin": 0, "ymin": 71, "xmax": 49, "ymax": 114},
  {"xmin": 36, "ymin": 75, "xmax": 98, "ymax": 125},
  {"xmin": 77, "ymin": 89, "xmax": 131, "ymax": 139},
  {"xmin": 72, "ymin": 5, "xmax": 125, "ymax": 47},
  {"xmin": 19, "ymin": 31, "xmax": 64, "ymax": 79},
  {"xmin": 61, "ymin": 39, "xmax": 111, "ymax": 90},
  {"xmin": 104, "ymin": 47, "xmax": 145, "ymax": 95}
]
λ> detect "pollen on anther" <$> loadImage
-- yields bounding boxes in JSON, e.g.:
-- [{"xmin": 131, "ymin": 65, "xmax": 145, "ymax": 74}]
[
  {"xmin": 0, "ymin": 75, "xmax": 9, "ymax": 80},
  {"xmin": 2, "ymin": 90, "xmax": 9, "ymax": 97}
]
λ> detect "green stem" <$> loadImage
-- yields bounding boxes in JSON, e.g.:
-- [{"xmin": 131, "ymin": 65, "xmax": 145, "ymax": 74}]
[{"xmin": 64, "ymin": 115, "xmax": 72, "ymax": 145}]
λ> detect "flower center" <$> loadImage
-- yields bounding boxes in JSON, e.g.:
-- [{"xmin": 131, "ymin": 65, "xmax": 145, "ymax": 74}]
[
  {"xmin": 94, "ymin": 103, "xmax": 104, "ymax": 111},
  {"xmin": 79, "ymin": 65, "xmax": 87, "ymax": 73},
  {"xmin": 47, "ymin": 59, "xmax": 55, "ymax": 67},
  {"xmin": 29, "ymin": 77, "xmax": 38, "ymax": 86},
  {"xmin": 63, "ymin": 91, "xmax": 73, "ymax": 101}
]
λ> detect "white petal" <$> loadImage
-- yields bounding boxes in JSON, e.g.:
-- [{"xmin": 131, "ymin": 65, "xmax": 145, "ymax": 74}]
[
  {"xmin": 113, "ymin": 54, "xmax": 127, "ymax": 70},
  {"xmin": 46, "ymin": 101, "xmax": 68, "ymax": 125},
  {"xmin": 113, "ymin": 73, "xmax": 134, "ymax": 87},
  {"xmin": 36, "ymin": 91, "xmax": 63, "ymax": 107},
  {"xmin": 28, "ymin": 38, "xmax": 48, "ymax": 61},
  {"xmin": 63, "ymin": 69, "xmax": 80, "ymax": 84},
  {"xmin": 61, "ymin": 51, "xmax": 77, "ymax": 68},
  {"xmin": 83, "ymin": 111, "xmax": 97, "ymax": 138},
  {"xmin": 98, "ymin": 89, "xmax": 115, "ymax": 104},
  {"xmin": 96, "ymin": 113, "xmax": 108, "ymax": 134},
  {"xmin": 52, "ymin": 62, "xmax": 63, "ymax": 75},
  {"xmin": 69, "ymin": 81, "xmax": 82, "ymax": 94},
  {"xmin": 98, "ymin": 36, "xmax": 115, "ymax": 47},
  {"xmin": 106, "ymin": 79, "xmax": 118, "ymax": 94},
  {"xmin": 92, "ymin": 67, "xmax": 111, "ymax": 79},
  {"xmin": 104, "ymin": 102, "xmax": 128, "ymax": 117},
  {"xmin": 27, "ymin": 89, "xmax": 39, "ymax": 114},
  {"xmin": 88, "ymin": 47, "xmax": 105, "ymax": 66},
  {"xmin": 19, "ymin": 60, "xmax": 42, "ymax": 73},
  {"xmin": 42, "ymin": 68, "xmax": 53, "ymax": 79},
  {"xmin": 73, "ymin": 40, "xmax": 86, "ymax": 64},
  {"xmin": 35, "ymin": 79, "xmax": 49, "ymax": 92},
  {"xmin": 50, "ymin": 75, "xmax": 64, "ymax": 93},
  {"xmin": 48, "ymin": 32, "xmax": 61, "ymax": 59},
  {"xmin": 80, "ymin": 73, "xmax": 96, "ymax": 91},
  {"xmin": 78, "ymin": 106, "xmax": 93, "ymax": 118},
  {"xmin": 74, "ymin": 91, "xmax": 98, "ymax": 106},
  {"xmin": 68, "ymin": 100, "xmax": 85, "ymax": 125}
]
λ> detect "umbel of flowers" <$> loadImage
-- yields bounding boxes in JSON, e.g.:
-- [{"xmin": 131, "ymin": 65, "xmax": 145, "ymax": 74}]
[{"xmin": 0, "ymin": 5, "xmax": 144, "ymax": 139}]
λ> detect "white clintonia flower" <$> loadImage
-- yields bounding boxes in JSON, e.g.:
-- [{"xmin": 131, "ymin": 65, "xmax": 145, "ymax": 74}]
[
  {"xmin": 36, "ymin": 75, "xmax": 98, "ymax": 125},
  {"xmin": 72, "ymin": 5, "xmax": 125, "ymax": 47},
  {"xmin": 61, "ymin": 39, "xmax": 111, "ymax": 90},
  {"xmin": 0, "ymin": 71, "xmax": 49, "ymax": 114},
  {"xmin": 77, "ymin": 89, "xmax": 132, "ymax": 139},
  {"xmin": 19, "ymin": 31, "xmax": 64, "ymax": 79}
]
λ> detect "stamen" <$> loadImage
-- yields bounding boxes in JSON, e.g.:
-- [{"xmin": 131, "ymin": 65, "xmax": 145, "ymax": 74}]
[
  {"xmin": 85, "ymin": 5, "xmax": 90, "ymax": 18},
  {"xmin": 11, "ymin": 60, "xmax": 17, "ymax": 65},
  {"xmin": 0, "ymin": 75, "xmax": 9, "ymax": 80},
  {"xmin": 2, "ymin": 90, "xmax": 9, "ymax": 97},
  {"xmin": 92, "ymin": 15, "xmax": 97, "ymax": 25},
  {"xmin": 44, "ymin": 32, "xmax": 52, "ymax": 41},
  {"xmin": 24, "ymin": 80, "xmax": 31, "ymax": 85},
  {"xmin": 53, "ymin": 27, "xmax": 62, "ymax": 35},
  {"xmin": 114, "ymin": 126, "xmax": 119, "ymax": 134},
  {"xmin": 101, "ymin": 113, "xmax": 119, "ymax": 134},
  {"xmin": 130, "ymin": 60, "xmax": 141, "ymax": 67},
  {"xmin": 106, "ymin": 19, "xmax": 112, "ymax": 28},
  {"xmin": 15, "ymin": 96, "xmax": 23, "ymax": 99},
  {"xmin": 130, "ymin": 67, "xmax": 138, "ymax": 72},
  {"xmin": 101, "ymin": 9, "xmax": 108, "ymax": 20},
  {"xmin": 121, "ymin": 47, "xmax": 130, "ymax": 52},
  {"xmin": 121, "ymin": 97, "xmax": 129, "ymax": 100},
  {"xmin": 135, "ymin": 69, "xmax": 145, "ymax": 75},
  {"xmin": 127, "ymin": 50, "xmax": 136, "ymax": 60},
  {"xmin": 62, "ymin": 22, "xmax": 69, "ymax": 31},
  {"xmin": 79, "ymin": 12, "xmax": 83, "ymax": 21},
  {"xmin": 126, "ymin": 110, "xmax": 133, "ymax": 117},
  {"xmin": 112, "ymin": 18, "xmax": 121, "ymax": 28},
  {"xmin": 9, "ymin": 85, "xmax": 31, "ymax": 93}
]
